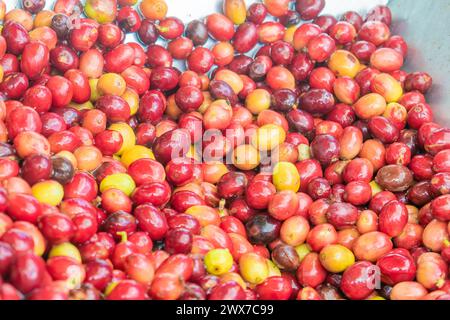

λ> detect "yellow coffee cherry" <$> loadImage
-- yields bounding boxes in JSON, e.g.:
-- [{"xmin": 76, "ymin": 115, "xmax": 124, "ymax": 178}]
[
  {"xmin": 370, "ymin": 180, "xmax": 383, "ymax": 196},
  {"xmin": 295, "ymin": 243, "xmax": 311, "ymax": 263},
  {"xmin": 223, "ymin": 0, "xmax": 247, "ymax": 25},
  {"xmin": 33, "ymin": 11, "xmax": 55, "ymax": 28},
  {"xmin": 31, "ymin": 180, "xmax": 64, "ymax": 206},
  {"xmin": 245, "ymin": 89, "xmax": 271, "ymax": 115},
  {"xmin": 358, "ymin": 64, "xmax": 367, "ymax": 72},
  {"xmin": 197, "ymin": 92, "xmax": 212, "ymax": 114},
  {"xmin": 272, "ymin": 161, "xmax": 300, "ymax": 192},
  {"xmin": 251, "ymin": 124, "xmax": 286, "ymax": 151},
  {"xmin": 239, "ymin": 253, "xmax": 269, "ymax": 285},
  {"xmin": 97, "ymin": 73, "xmax": 127, "ymax": 96},
  {"xmin": 109, "ymin": 122, "xmax": 136, "ymax": 155},
  {"xmin": 328, "ymin": 50, "xmax": 361, "ymax": 78},
  {"xmin": 70, "ymin": 100, "xmax": 95, "ymax": 111},
  {"xmin": 186, "ymin": 144, "xmax": 201, "ymax": 162},
  {"xmin": 89, "ymin": 78, "xmax": 101, "ymax": 102},
  {"xmin": 298, "ymin": 144, "xmax": 311, "ymax": 161},
  {"xmin": 48, "ymin": 242, "xmax": 82, "ymax": 263},
  {"xmin": 84, "ymin": 0, "xmax": 117, "ymax": 24},
  {"xmin": 104, "ymin": 281, "xmax": 119, "ymax": 296},
  {"xmin": 371, "ymin": 73, "xmax": 403, "ymax": 103},
  {"xmin": 266, "ymin": 259, "xmax": 281, "ymax": 277},
  {"xmin": 204, "ymin": 248, "xmax": 233, "ymax": 276},
  {"xmin": 354, "ymin": 93, "xmax": 387, "ymax": 120},
  {"xmin": 74, "ymin": 146, "xmax": 103, "ymax": 172},
  {"xmin": 284, "ymin": 25, "xmax": 297, "ymax": 44},
  {"xmin": 233, "ymin": 144, "xmax": 260, "ymax": 170},
  {"xmin": 214, "ymin": 69, "xmax": 244, "ymax": 94},
  {"xmin": 122, "ymin": 88, "xmax": 139, "ymax": 116},
  {"xmin": 319, "ymin": 244, "xmax": 355, "ymax": 273},
  {"xmin": 185, "ymin": 205, "xmax": 220, "ymax": 227},
  {"xmin": 383, "ymin": 102, "xmax": 407, "ymax": 124},
  {"xmin": 140, "ymin": 0, "xmax": 168, "ymax": 20},
  {"xmin": 121, "ymin": 145, "xmax": 155, "ymax": 168},
  {"xmin": 202, "ymin": 162, "xmax": 229, "ymax": 184},
  {"xmin": 100, "ymin": 173, "xmax": 136, "ymax": 196}
]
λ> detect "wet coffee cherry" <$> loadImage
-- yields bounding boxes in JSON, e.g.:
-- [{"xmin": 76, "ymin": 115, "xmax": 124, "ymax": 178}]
[
  {"xmin": 375, "ymin": 164, "xmax": 414, "ymax": 192},
  {"xmin": 22, "ymin": 0, "xmax": 45, "ymax": 14},
  {"xmin": 50, "ymin": 157, "xmax": 75, "ymax": 185},
  {"xmin": 185, "ymin": 20, "xmax": 208, "ymax": 46},
  {"xmin": 271, "ymin": 244, "xmax": 300, "ymax": 271},
  {"xmin": 246, "ymin": 215, "xmax": 281, "ymax": 245}
]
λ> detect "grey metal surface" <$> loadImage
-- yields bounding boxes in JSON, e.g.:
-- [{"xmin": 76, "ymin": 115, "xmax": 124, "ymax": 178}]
[{"xmin": 389, "ymin": 0, "xmax": 450, "ymax": 126}]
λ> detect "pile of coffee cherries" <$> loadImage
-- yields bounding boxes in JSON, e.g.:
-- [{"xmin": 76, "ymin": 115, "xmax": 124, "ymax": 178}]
[{"xmin": 0, "ymin": 0, "xmax": 449, "ymax": 300}]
